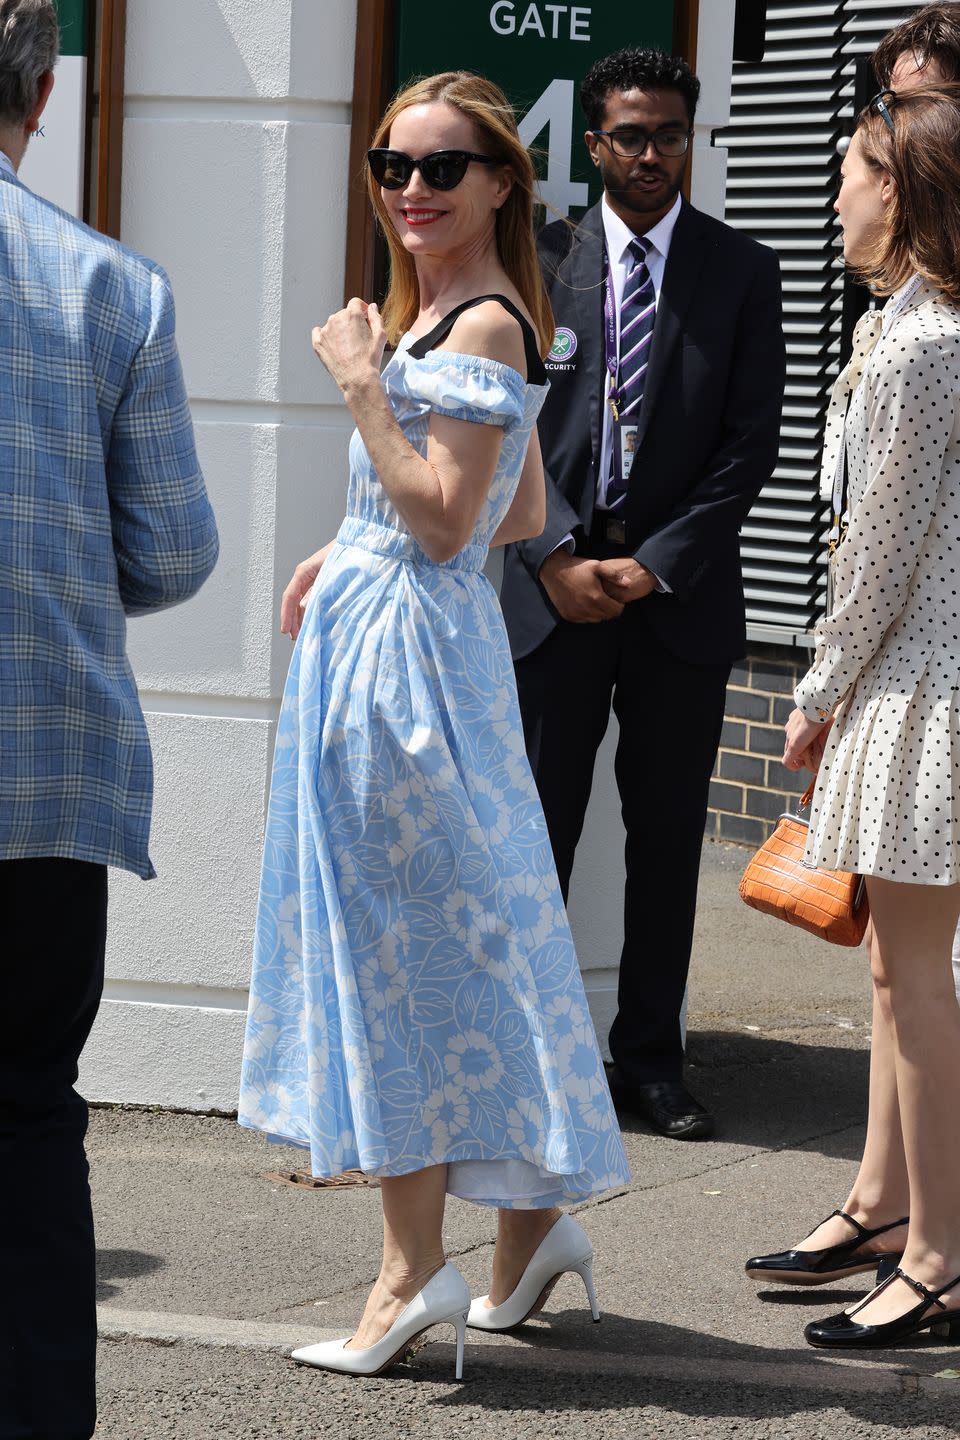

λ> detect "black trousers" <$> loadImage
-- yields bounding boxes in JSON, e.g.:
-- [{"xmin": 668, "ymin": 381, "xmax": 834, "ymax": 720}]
[
  {"xmin": 515, "ymin": 597, "xmax": 729, "ymax": 1085},
  {"xmin": 0, "ymin": 859, "xmax": 106, "ymax": 1440}
]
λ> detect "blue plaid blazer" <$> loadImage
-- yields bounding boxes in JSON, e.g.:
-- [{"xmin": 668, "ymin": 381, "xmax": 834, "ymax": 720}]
[{"xmin": 0, "ymin": 169, "xmax": 218, "ymax": 878}]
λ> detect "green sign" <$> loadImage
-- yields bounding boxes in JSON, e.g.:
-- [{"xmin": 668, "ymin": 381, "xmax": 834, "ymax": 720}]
[
  {"xmin": 395, "ymin": 1, "xmax": 676, "ymax": 218},
  {"xmin": 56, "ymin": 0, "xmax": 88, "ymax": 58}
]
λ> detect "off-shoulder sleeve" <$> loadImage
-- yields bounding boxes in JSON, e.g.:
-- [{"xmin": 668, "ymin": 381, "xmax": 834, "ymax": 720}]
[
  {"xmin": 396, "ymin": 351, "xmax": 527, "ymax": 428},
  {"xmin": 795, "ymin": 330, "xmax": 957, "ymax": 721}
]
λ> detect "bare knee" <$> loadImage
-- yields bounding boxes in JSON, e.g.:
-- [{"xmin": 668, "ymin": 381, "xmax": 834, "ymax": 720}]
[
  {"xmin": 872, "ymin": 940, "xmax": 959, "ymax": 1035},
  {"xmin": 869, "ymin": 932, "xmax": 895, "ymax": 1021}
]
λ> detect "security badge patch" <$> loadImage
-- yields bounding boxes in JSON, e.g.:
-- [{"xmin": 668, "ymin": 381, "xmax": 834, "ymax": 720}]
[{"xmin": 545, "ymin": 326, "xmax": 578, "ymax": 372}]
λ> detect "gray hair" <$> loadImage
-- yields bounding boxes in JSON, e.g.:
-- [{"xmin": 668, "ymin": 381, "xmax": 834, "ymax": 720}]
[{"xmin": 0, "ymin": 0, "xmax": 59, "ymax": 127}]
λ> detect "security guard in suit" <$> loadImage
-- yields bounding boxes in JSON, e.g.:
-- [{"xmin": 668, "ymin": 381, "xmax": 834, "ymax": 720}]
[{"xmin": 501, "ymin": 48, "xmax": 785, "ymax": 1138}]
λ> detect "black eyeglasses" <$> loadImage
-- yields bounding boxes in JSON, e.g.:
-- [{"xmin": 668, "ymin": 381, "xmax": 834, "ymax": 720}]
[
  {"xmin": 590, "ymin": 126, "xmax": 691, "ymax": 158},
  {"xmin": 367, "ymin": 148, "xmax": 498, "ymax": 191},
  {"xmin": 867, "ymin": 89, "xmax": 897, "ymax": 135}
]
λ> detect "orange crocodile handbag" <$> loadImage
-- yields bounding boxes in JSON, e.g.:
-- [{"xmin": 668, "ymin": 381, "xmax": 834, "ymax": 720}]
[{"xmin": 739, "ymin": 782, "xmax": 869, "ymax": 946}]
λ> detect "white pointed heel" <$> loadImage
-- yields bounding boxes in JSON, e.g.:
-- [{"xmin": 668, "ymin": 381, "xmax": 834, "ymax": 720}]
[
  {"xmin": 573, "ymin": 1255, "xmax": 601, "ymax": 1322},
  {"xmin": 467, "ymin": 1213, "xmax": 600, "ymax": 1332},
  {"xmin": 453, "ymin": 1306, "xmax": 468, "ymax": 1380},
  {"xmin": 291, "ymin": 1262, "xmax": 471, "ymax": 1378}
]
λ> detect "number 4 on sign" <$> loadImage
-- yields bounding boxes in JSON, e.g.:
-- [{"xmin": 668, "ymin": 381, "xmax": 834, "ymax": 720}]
[{"xmin": 518, "ymin": 78, "xmax": 589, "ymax": 217}]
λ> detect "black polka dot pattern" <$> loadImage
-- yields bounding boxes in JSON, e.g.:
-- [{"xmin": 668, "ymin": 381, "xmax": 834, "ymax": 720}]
[{"xmin": 795, "ymin": 284, "xmax": 960, "ymax": 884}]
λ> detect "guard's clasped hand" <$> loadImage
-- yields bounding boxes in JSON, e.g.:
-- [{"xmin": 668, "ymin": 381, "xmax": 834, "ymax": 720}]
[{"xmin": 596, "ymin": 558, "xmax": 657, "ymax": 602}]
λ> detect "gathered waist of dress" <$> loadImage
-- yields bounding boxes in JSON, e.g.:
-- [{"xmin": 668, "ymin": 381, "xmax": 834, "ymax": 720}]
[{"xmin": 335, "ymin": 517, "xmax": 488, "ymax": 574}]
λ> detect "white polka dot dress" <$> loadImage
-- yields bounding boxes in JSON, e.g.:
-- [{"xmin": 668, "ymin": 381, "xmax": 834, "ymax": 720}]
[{"xmin": 795, "ymin": 280, "xmax": 960, "ymax": 885}]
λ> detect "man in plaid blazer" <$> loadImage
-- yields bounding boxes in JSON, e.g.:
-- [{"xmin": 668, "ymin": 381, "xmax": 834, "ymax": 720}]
[{"xmin": 0, "ymin": 5, "xmax": 218, "ymax": 1436}]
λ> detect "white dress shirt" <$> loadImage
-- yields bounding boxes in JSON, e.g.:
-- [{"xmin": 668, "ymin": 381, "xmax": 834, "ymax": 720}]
[
  {"xmin": 596, "ymin": 191, "xmax": 681, "ymax": 504},
  {"xmin": 0, "ymin": 150, "xmax": 16, "ymax": 180},
  {"xmin": 549, "ymin": 192, "xmax": 681, "ymax": 586}
]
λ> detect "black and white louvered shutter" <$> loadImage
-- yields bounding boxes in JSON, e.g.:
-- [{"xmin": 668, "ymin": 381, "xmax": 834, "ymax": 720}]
[{"xmin": 717, "ymin": 1, "xmax": 923, "ymax": 645}]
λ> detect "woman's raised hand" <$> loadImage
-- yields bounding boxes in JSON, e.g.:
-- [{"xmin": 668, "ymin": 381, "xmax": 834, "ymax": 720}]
[
  {"xmin": 311, "ymin": 299, "xmax": 387, "ymax": 399},
  {"xmin": 280, "ymin": 542, "xmax": 334, "ymax": 642}
]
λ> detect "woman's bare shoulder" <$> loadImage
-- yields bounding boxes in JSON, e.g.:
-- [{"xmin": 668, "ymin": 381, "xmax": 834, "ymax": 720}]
[{"xmin": 443, "ymin": 299, "xmax": 529, "ymax": 374}]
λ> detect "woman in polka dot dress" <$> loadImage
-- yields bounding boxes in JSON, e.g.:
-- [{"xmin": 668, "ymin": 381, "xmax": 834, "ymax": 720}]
[{"xmin": 752, "ymin": 86, "xmax": 960, "ymax": 1349}]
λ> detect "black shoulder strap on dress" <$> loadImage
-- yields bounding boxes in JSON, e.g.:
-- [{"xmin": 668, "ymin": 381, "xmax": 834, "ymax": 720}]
[{"xmin": 407, "ymin": 293, "xmax": 547, "ymax": 385}]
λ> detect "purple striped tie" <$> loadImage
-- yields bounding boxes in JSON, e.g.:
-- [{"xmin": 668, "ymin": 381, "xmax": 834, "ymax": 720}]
[{"xmin": 606, "ymin": 237, "xmax": 656, "ymax": 511}]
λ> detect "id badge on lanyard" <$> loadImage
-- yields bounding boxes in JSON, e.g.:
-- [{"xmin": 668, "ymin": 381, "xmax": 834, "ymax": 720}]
[{"xmin": 618, "ymin": 424, "xmax": 638, "ymax": 475}]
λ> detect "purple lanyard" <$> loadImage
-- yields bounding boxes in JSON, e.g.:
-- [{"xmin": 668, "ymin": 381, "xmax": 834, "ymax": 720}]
[{"xmin": 602, "ymin": 248, "xmax": 622, "ymax": 421}]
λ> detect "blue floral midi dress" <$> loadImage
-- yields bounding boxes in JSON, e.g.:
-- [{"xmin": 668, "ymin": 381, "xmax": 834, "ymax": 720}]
[{"xmin": 239, "ymin": 310, "xmax": 630, "ymax": 1207}]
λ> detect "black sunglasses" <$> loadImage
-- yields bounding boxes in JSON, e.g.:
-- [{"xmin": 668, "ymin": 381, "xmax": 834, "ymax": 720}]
[
  {"xmin": 867, "ymin": 89, "xmax": 897, "ymax": 135},
  {"xmin": 367, "ymin": 148, "xmax": 498, "ymax": 191}
]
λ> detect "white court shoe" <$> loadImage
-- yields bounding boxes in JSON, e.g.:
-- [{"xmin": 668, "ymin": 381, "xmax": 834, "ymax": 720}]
[
  {"xmin": 291, "ymin": 1262, "xmax": 471, "ymax": 1379},
  {"xmin": 467, "ymin": 1214, "xmax": 600, "ymax": 1332}
]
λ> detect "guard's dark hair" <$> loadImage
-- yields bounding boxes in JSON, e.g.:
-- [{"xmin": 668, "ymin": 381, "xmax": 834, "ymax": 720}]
[
  {"xmin": 579, "ymin": 47, "xmax": 701, "ymax": 129},
  {"xmin": 873, "ymin": 3, "xmax": 960, "ymax": 86}
]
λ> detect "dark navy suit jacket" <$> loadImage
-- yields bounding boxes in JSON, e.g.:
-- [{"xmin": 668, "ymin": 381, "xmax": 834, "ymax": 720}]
[{"xmin": 500, "ymin": 197, "xmax": 785, "ymax": 664}]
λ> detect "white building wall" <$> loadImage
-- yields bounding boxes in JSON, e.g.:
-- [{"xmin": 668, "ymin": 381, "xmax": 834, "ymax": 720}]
[
  {"xmin": 80, "ymin": 0, "xmax": 736, "ymax": 1111},
  {"xmin": 79, "ymin": 0, "xmax": 357, "ymax": 1109}
]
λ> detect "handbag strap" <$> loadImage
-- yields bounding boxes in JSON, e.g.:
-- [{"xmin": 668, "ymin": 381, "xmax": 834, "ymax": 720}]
[{"xmin": 798, "ymin": 781, "xmax": 816, "ymax": 813}]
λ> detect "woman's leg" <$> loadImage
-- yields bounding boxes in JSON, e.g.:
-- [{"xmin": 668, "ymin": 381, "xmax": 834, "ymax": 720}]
[
  {"xmin": 347, "ymin": 1164, "xmax": 448, "ymax": 1349},
  {"xmin": 486, "ymin": 1206, "xmax": 562, "ymax": 1306},
  {"xmin": 842, "ymin": 978, "xmax": 910, "ymax": 1229},
  {"xmin": 847, "ymin": 877, "xmax": 960, "ymax": 1324},
  {"xmin": 790, "ymin": 936, "xmax": 909, "ymax": 1257},
  {"xmin": 845, "ymin": 959, "xmax": 910, "ymax": 1218}
]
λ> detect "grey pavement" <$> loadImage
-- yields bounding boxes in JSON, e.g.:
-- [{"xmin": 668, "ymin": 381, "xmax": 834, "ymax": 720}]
[{"xmin": 89, "ymin": 842, "xmax": 960, "ymax": 1437}]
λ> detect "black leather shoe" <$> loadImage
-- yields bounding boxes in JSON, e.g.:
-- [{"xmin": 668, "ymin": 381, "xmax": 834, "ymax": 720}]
[
  {"xmin": 876, "ymin": 1252, "xmax": 901, "ymax": 1284},
  {"xmin": 805, "ymin": 1265, "xmax": 960, "ymax": 1348},
  {"xmin": 611, "ymin": 1075, "xmax": 713, "ymax": 1139},
  {"xmin": 745, "ymin": 1209, "xmax": 908, "ymax": 1286}
]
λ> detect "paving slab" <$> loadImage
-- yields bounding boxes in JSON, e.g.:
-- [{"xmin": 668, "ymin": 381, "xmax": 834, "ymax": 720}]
[
  {"xmin": 94, "ymin": 1335, "xmax": 960, "ymax": 1440},
  {"xmin": 86, "ymin": 841, "xmax": 960, "ymax": 1437},
  {"xmin": 90, "ymin": 1031, "xmax": 869, "ymax": 1327},
  {"xmin": 690, "ymin": 842, "xmax": 874, "ymax": 1034}
]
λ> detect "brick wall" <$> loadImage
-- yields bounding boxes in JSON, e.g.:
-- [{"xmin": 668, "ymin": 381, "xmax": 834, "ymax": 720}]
[{"xmin": 708, "ymin": 644, "xmax": 814, "ymax": 847}]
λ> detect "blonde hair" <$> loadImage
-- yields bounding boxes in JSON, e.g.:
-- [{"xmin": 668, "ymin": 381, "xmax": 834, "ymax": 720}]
[
  {"xmin": 366, "ymin": 70, "xmax": 554, "ymax": 358},
  {"xmin": 855, "ymin": 83, "xmax": 960, "ymax": 306}
]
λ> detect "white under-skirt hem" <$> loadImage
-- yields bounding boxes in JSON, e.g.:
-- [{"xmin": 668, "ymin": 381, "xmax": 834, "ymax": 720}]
[
  {"xmin": 252, "ymin": 1127, "xmax": 610, "ymax": 1209},
  {"xmin": 445, "ymin": 1158, "xmax": 567, "ymax": 1208}
]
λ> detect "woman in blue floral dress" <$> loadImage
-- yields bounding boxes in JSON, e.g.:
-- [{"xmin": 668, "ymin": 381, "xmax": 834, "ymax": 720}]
[{"xmin": 239, "ymin": 71, "xmax": 629, "ymax": 1378}]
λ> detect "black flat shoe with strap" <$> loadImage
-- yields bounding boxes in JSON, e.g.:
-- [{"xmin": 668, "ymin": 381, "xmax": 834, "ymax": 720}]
[
  {"xmin": 805, "ymin": 1265, "xmax": 960, "ymax": 1348},
  {"xmin": 745, "ymin": 1209, "xmax": 908, "ymax": 1285}
]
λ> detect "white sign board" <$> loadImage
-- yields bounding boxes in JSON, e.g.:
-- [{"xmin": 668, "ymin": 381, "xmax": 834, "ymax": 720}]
[{"xmin": 19, "ymin": 52, "xmax": 87, "ymax": 218}]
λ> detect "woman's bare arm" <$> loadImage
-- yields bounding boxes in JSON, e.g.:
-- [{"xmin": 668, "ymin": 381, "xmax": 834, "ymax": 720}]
[
  {"xmin": 491, "ymin": 427, "xmax": 545, "ymax": 546},
  {"xmin": 314, "ymin": 299, "xmax": 527, "ymax": 563}
]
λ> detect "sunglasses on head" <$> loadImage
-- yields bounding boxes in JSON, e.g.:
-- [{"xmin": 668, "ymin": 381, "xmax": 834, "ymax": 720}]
[
  {"xmin": 867, "ymin": 89, "xmax": 897, "ymax": 135},
  {"xmin": 367, "ymin": 148, "xmax": 498, "ymax": 191}
]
